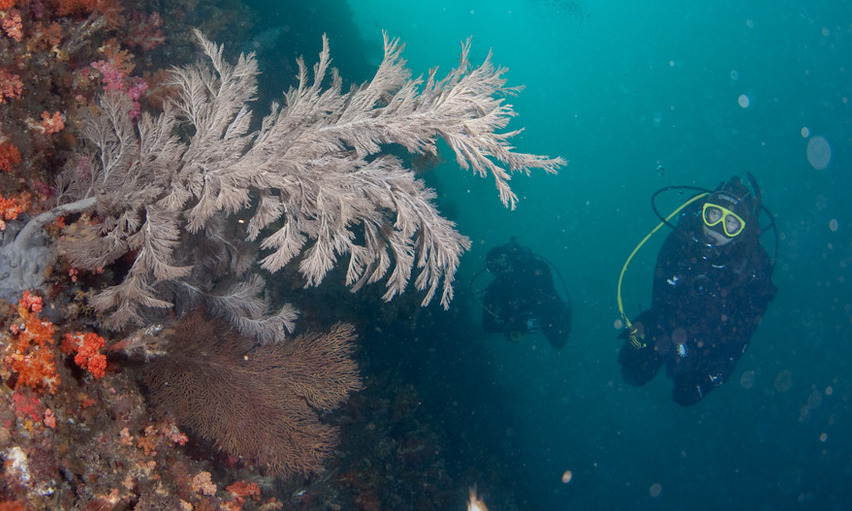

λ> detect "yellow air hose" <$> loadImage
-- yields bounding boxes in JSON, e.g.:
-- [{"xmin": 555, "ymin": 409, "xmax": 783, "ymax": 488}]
[{"xmin": 617, "ymin": 193, "xmax": 708, "ymax": 348}]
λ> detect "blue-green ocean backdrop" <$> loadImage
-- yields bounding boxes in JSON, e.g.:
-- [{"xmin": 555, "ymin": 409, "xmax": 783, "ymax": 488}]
[{"xmin": 247, "ymin": 0, "xmax": 850, "ymax": 509}]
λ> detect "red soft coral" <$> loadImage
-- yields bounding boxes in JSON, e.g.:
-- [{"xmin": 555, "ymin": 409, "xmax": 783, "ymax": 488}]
[{"xmin": 12, "ymin": 389, "xmax": 44, "ymax": 421}]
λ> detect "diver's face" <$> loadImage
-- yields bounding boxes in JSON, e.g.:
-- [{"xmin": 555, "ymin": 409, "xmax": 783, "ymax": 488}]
[
  {"xmin": 488, "ymin": 253, "xmax": 510, "ymax": 274},
  {"xmin": 702, "ymin": 225, "xmax": 734, "ymax": 246}
]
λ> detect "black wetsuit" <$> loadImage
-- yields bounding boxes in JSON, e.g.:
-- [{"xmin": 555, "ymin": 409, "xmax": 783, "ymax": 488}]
[
  {"xmin": 619, "ymin": 203, "xmax": 776, "ymax": 406},
  {"xmin": 482, "ymin": 244, "xmax": 572, "ymax": 349}
]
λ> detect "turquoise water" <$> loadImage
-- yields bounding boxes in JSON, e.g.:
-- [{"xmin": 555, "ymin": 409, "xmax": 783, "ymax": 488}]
[{"xmin": 252, "ymin": 1, "xmax": 851, "ymax": 508}]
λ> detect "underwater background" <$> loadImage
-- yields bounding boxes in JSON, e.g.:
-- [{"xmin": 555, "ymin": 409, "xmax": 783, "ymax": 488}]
[{"xmin": 273, "ymin": 0, "xmax": 850, "ymax": 509}]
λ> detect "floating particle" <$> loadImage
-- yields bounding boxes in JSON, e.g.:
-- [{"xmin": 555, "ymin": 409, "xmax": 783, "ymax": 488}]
[
  {"xmin": 807, "ymin": 136, "xmax": 831, "ymax": 170},
  {"xmin": 739, "ymin": 370, "xmax": 755, "ymax": 389},
  {"xmin": 774, "ymin": 370, "xmax": 793, "ymax": 393}
]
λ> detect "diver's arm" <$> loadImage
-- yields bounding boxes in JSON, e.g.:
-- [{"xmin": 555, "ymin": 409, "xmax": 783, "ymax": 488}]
[
  {"xmin": 722, "ymin": 250, "xmax": 775, "ymax": 352},
  {"xmin": 708, "ymin": 248, "xmax": 775, "ymax": 381}
]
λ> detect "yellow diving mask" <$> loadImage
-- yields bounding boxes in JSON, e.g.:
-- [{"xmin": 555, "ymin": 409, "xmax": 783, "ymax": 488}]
[{"xmin": 702, "ymin": 202, "xmax": 746, "ymax": 238}]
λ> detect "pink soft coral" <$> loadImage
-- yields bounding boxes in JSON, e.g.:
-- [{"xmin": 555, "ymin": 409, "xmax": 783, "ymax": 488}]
[{"xmin": 90, "ymin": 60, "xmax": 147, "ymax": 119}]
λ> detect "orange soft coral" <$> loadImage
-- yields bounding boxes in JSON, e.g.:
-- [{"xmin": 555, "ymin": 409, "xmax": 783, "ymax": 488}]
[
  {"xmin": 224, "ymin": 481, "xmax": 262, "ymax": 511},
  {"xmin": 0, "ymin": 192, "xmax": 31, "ymax": 234},
  {"xmin": 26, "ymin": 21, "xmax": 63, "ymax": 52},
  {"xmin": 19, "ymin": 289, "xmax": 43, "ymax": 314},
  {"xmin": 61, "ymin": 331, "xmax": 108, "ymax": 378},
  {"xmin": 40, "ymin": 111, "xmax": 65, "ymax": 134},
  {"xmin": 98, "ymin": 38, "xmax": 134, "ymax": 75},
  {"xmin": 0, "ymin": 8, "xmax": 23, "ymax": 41},
  {"xmin": 0, "ymin": 68, "xmax": 23, "ymax": 103},
  {"xmin": 4, "ymin": 291, "xmax": 61, "ymax": 394},
  {"xmin": 0, "ymin": 140, "xmax": 22, "ymax": 172},
  {"xmin": 52, "ymin": 0, "xmax": 98, "ymax": 15},
  {"xmin": 52, "ymin": 0, "xmax": 124, "ymax": 28},
  {"xmin": 0, "ymin": 192, "xmax": 31, "ymax": 232}
]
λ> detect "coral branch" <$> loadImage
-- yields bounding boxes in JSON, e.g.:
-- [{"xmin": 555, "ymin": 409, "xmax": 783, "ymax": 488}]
[
  {"xmin": 48, "ymin": 31, "xmax": 563, "ymax": 334},
  {"xmin": 1, "ymin": 31, "xmax": 564, "ymax": 339}
]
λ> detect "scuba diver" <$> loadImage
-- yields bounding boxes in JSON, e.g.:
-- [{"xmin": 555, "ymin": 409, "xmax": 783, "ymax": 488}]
[
  {"xmin": 472, "ymin": 238, "xmax": 572, "ymax": 349},
  {"xmin": 617, "ymin": 174, "xmax": 777, "ymax": 406}
]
